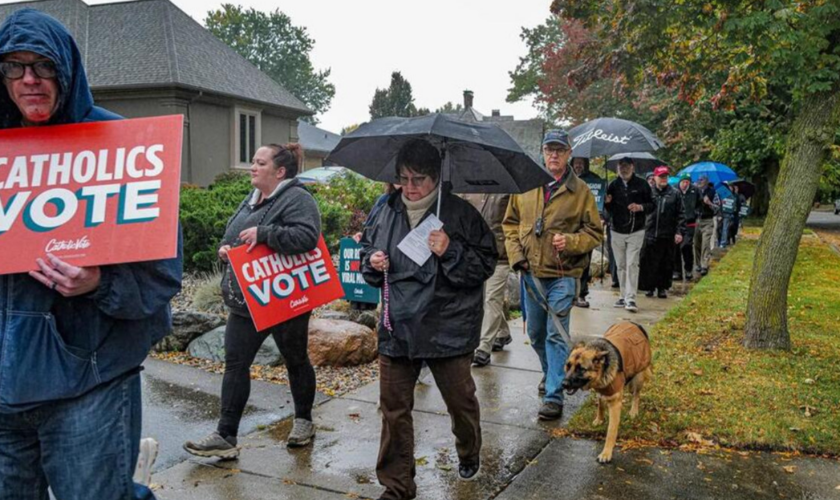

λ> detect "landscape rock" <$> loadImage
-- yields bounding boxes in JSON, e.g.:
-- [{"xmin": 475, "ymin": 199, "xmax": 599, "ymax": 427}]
[
  {"xmin": 153, "ymin": 311, "xmax": 225, "ymax": 352},
  {"xmin": 349, "ymin": 309, "xmax": 378, "ymax": 330},
  {"xmin": 187, "ymin": 325, "xmax": 284, "ymax": 366},
  {"xmin": 308, "ymin": 319, "xmax": 377, "ymax": 367}
]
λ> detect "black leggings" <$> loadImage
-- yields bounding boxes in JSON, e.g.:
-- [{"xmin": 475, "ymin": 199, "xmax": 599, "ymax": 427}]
[{"xmin": 217, "ymin": 312, "xmax": 316, "ymax": 438}]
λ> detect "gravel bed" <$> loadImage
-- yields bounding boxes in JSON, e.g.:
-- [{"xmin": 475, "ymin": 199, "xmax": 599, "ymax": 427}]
[{"xmin": 162, "ymin": 272, "xmax": 379, "ymax": 397}]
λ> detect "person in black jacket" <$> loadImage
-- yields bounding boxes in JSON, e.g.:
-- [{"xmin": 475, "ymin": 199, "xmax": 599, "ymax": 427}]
[
  {"xmin": 640, "ymin": 167, "xmax": 686, "ymax": 298},
  {"xmin": 673, "ymin": 174, "xmax": 699, "ymax": 280},
  {"xmin": 361, "ymin": 139, "xmax": 497, "ymax": 499},
  {"xmin": 605, "ymin": 157, "xmax": 654, "ymax": 312},
  {"xmin": 693, "ymin": 175, "xmax": 719, "ymax": 276}
]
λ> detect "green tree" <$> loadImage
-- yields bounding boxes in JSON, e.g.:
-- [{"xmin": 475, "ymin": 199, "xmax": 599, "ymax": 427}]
[
  {"xmin": 435, "ymin": 101, "xmax": 464, "ymax": 114},
  {"xmin": 369, "ymin": 72, "xmax": 420, "ymax": 119},
  {"xmin": 549, "ymin": 0, "xmax": 840, "ymax": 349},
  {"xmin": 205, "ymin": 4, "xmax": 335, "ymax": 122}
]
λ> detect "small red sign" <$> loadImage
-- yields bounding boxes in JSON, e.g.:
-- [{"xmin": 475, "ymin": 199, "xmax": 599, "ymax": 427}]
[
  {"xmin": 227, "ymin": 236, "xmax": 344, "ymax": 332},
  {"xmin": 0, "ymin": 115, "xmax": 183, "ymax": 274}
]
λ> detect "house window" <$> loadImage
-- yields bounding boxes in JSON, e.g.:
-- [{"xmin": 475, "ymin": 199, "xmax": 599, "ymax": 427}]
[{"xmin": 234, "ymin": 108, "xmax": 261, "ymax": 167}]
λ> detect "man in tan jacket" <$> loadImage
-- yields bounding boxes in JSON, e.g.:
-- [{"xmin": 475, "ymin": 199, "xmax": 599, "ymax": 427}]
[
  {"xmin": 462, "ymin": 193, "xmax": 512, "ymax": 367},
  {"xmin": 503, "ymin": 129, "xmax": 603, "ymax": 420}
]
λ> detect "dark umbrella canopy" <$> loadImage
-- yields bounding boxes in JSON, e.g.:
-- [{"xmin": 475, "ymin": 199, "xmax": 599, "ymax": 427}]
[
  {"xmin": 724, "ymin": 179, "xmax": 755, "ymax": 199},
  {"xmin": 604, "ymin": 152, "xmax": 666, "ymax": 175},
  {"xmin": 326, "ymin": 114, "xmax": 552, "ymax": 194},
  {"xmin": 568, "ymin": 117, "xmax": 665, "ymax": 159}
]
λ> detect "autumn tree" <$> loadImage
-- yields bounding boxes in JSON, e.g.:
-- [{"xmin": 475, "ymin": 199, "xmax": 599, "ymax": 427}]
[{"xmin": 549, "ymin": 0, "xmax": 840, "ymax": 349}]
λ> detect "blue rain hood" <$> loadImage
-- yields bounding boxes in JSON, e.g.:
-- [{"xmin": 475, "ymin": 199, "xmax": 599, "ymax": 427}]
[{"xmin": 0, "ymin": 8, "xmax": 118, "ymax": 127}]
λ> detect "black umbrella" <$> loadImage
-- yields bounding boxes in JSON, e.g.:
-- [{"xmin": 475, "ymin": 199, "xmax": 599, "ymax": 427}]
[
  {"xmin": 604, "ymin": 152, "xmax": 666, "ymax": 175},
  {"xmin": 724, "ymin": 179, "xmax": 756, "ymax": 199},
  {"xmin": 568, "ymin": 118, "xmax": 664, "ymax": 159},
  {"xmin": 327, "ymin": 114, "xmax": 552, "ymax": 209},
  {"xmin": 568, "ymin": 117, "xmax": 664, "ymax": 284}
]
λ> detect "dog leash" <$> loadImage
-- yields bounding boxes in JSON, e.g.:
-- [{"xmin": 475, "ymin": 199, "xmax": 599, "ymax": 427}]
[{"xmin": 522, "ymin": 272, "xmax": 573, "ymax": 346}]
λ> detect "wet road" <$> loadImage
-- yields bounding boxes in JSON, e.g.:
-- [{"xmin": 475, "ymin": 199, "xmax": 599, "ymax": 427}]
[{"xmin": 807, "ymin": 209, "xmax": 840, "ymax": 231}]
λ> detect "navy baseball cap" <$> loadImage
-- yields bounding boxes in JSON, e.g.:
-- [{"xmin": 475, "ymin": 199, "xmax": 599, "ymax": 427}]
[{"xmin": 542, "ymin": 129, "xmax": 571, "ymax": 148}]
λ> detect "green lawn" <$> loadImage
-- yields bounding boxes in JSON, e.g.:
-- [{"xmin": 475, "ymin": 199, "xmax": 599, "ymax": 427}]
[{"xmin": 567, "ymin": 238, "xmax": 840, "ymax": 455}]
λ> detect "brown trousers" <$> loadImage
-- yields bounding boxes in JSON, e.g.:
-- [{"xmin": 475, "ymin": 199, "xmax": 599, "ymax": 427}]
[{"xmin": 377, "ymin": 353, "xmax": 482, "ymax": 500}]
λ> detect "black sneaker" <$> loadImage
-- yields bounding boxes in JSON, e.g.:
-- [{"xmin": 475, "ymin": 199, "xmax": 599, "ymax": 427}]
[
  {"xmin": 184, "ymin": 432, "xmax": 239, "ymax": 459},
  {"xmin": 611, "ymin": 282, "xmax": 620, "ymax": 289},
  {"xmin": 538, "ymin": 402, "xmax": 564, "ymax": 420},
  {"xmin": 700, "ymin": 268, "xmax": 709, "ymax": 276},
  {"xmin": 614, "ymin": 298, "xmax": 626, "ymax": 308},
  {"xmin": 625, "ymin": 300, "xmax": 638, "ymax": 313},
  {"xmin": 458, "ymin": 460, "xmax": 480, "ymax": 481},
  {"xmin": 538, "ymin": 375, "xmax": 546, "ymax": 395},
  {"xmin": 644, "ymin": 290, "xmax": 655, "ymax": 298},
  {"xmin": 657, "ymin": 289, "xmax": 668, "ymax": 299},
  {"xmin": 574, "ymin": 297, "xmax": 590, "ymax": 308},
  {"xmin": 492, "ymin": 335, "xmax": 512, "ymax": 352},
  {"xmin": 472, "ymin": 350, "xmax": 491, "ymax": 367},
  {"xmin": 672, "ymin": 272, "xmax": 683, "ymax": 281}
]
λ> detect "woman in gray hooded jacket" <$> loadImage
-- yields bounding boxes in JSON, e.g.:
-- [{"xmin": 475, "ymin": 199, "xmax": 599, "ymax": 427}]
[{"xmin": 184, "ymin": 143, "xmax": 322, "ymax": 458}]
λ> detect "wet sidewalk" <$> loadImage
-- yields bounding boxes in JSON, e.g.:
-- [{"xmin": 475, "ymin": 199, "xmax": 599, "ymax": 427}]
[{"xmin": 146, "ymin": 284, "xmax": 840, "ymax": 499}]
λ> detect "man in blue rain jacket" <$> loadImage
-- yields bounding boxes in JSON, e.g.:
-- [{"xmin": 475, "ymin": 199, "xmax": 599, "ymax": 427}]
[{"xmin": 0, "ymin": 9, "xmax": 181, "ymax": 500}]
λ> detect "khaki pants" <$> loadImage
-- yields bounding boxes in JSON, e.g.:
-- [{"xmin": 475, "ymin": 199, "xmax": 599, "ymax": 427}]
[
  {"xmin": 693, "ymin": 218, "xmax": 714, "ymax": 271},
  {"xmin": 477, "ymin": 264, "xmax": 510, "ymax": 354},
  {"xmin": 610, "ymin": 229, "xmax": 645, "ymax": 302},
  {"xmin": 377, "ymin": 353, "xmax": 481, "ymax": 500}
]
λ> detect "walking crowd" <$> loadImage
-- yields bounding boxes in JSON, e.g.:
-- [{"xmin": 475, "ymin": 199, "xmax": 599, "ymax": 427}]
[{"xmin": 0, "ymin": 10, "xmax": 744, "ymax": 500}]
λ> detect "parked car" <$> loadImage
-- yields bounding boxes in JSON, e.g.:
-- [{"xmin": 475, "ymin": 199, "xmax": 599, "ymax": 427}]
[
  {"xmin": 297, "ymin": 166, "xmax": 353, "ymax": 185},
  {"xmin": 834, "ymin": 198, "xmax": 840, "ymax": 215}
]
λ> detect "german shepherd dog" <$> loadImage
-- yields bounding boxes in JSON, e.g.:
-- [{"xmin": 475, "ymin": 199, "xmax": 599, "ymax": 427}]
[{"xmin": 561, "ymin": 322, "xmax": 653, "ymax": 463}]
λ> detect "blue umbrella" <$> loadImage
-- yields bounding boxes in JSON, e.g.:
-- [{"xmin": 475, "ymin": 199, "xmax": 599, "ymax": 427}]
[{"xmin": 677, "ymin": 162, "xmax": 738, "ymax": 187}]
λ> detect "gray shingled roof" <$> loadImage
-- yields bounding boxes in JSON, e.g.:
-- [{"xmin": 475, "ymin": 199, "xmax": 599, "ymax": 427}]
[
  {"xmin": 0, "ymin": 0, "xmax": 312, "ymax": 115},
  {"xmin": 297, "ymin": 120, "xmax": 340, "ymax": 155},
  {"xmin": 444, "ymin": 109, "xmax": 544, "ymax": 161}
]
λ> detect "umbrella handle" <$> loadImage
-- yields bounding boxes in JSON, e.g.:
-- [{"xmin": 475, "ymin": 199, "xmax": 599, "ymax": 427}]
[{"xmin": 437, "ymin": 144, "xmax": 451, "ymax": 217}]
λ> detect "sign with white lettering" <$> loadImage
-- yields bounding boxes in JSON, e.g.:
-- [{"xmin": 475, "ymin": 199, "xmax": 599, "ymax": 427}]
[
  {"xmin": 0, "ymin": 116, "xmax": 183, "ymax": 274},
  {"xmin": 338, "ymin": 237, "xmax": 379, "ymax": 304},
  {"xmin": 227, "ymin": 236, "xmax": 344, "ymax": 331}
]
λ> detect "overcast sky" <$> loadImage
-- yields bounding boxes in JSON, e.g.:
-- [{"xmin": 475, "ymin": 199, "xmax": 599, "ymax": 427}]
[{"xmin": 77, "ymin": 0, "xmax": 551, "ymax": 132}]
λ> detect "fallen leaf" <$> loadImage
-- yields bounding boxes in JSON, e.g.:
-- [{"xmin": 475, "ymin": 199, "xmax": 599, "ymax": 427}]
[
  {"xmin": 782, "ymin": 466, "xmax": 796, "ymax": 474},
  {"xmin": 693, "ymin": 370, "xmax": 704, "ymax": 376},
  {"xmin": 415, "ymin": 456, "xmax": 428, "ymax": 466}
]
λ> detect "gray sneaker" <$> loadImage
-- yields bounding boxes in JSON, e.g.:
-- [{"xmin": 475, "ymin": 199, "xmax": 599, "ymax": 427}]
[
  {"xmin": 287, "ymin": 418, "xmax": 315, "ymax": 448},
  {"xmin": 133, "ymin": 438, "xmax": 158, "ymax": 486},
  {"xmin": 183, "ymin": 432, "xmax": 239, "ymax": 459}
]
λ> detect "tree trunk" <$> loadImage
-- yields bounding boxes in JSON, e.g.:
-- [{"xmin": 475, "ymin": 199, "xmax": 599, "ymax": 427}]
[{"xmin": 744, "ymin": 89, "xmax": 840, "ymax": 349}]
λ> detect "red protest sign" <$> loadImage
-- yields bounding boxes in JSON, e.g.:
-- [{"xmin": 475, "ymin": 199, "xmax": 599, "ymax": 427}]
[
  {"xmin": 0, "ymin": 115, "xmax": 183, "ymax": 275},
  {"xmin": 227, "ymin": 236, "xmax": 344, "ymax": 332}
]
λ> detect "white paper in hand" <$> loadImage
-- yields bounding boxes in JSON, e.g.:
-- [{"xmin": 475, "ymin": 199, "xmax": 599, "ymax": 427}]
[{"xmin": 397, "ymin": 214, "xmax": 444, "ymax": 266}]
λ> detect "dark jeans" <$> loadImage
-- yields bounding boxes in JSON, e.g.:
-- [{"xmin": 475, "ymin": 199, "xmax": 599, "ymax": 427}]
[
  {"xmin": 674, "ymin": 225, "xmax": 695, "ymax": 276},
  {"xmin": 218, "ymin": 312, "xmax": 315, "ymax": 438},
  {"xmin": 0, "ymin": 371, "xmax": 154, "ymax": 500},
  {"xmin": 377, "ymin": 353, "xmax": 481, "ymax": 500},
  {"xmin": 580, "ymin": 250, "xmax": 592, "ymax": 299},
  {"xmin": 607, "ymin": 224, "xmax": 619, "ymax": 286}
]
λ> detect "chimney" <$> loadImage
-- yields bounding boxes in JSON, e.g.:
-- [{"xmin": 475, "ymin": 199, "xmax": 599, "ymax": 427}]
[
  {"xmin": 491, "ymin": 109, "xmax": 500, "ymax": 117},
  {"xmin": 463, "ymin": 90, "xmax": 474, "ymax": 109}
]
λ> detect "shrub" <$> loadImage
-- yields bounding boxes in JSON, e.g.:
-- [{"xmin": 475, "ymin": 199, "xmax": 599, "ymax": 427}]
[
  {"xmin": 179, "ymin": 170, "xmax": 383, "ymax": 272},
  {"xmin": 191, "ymin": 267, "xmax": 226, "ymax": 316}
]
